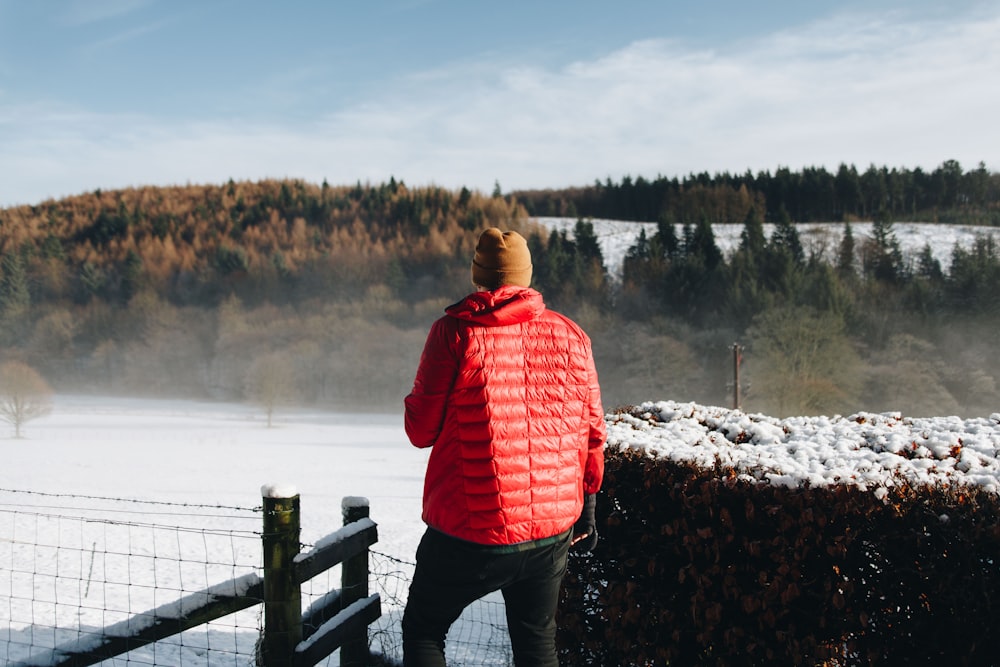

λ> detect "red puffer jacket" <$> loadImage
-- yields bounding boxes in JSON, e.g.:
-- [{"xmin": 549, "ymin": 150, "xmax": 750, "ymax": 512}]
[{"xmin": 405, "ymin": 285, "xmax": 606, "ymax": 546}]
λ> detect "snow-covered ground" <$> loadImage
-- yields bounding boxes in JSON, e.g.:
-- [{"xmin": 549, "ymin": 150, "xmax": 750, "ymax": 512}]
[
  {"xmin": 0, "ymin": 395, "xmax": 430, "ymax": 666},
  {"xmin": 532, "ymin": 217, "xmax": 1000, "ymax": 279},
  {"xmin": 5, "ymin": 217, "xmax": 1000, "ymax": 664},
  {"xmin": 4, "ymin": 393, "xmax": 1000, "ymax": 665}
]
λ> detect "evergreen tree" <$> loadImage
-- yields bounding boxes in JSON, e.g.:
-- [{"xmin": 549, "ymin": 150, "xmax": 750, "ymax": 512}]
[
  {"xmin": 769, "ymin": 206, "xmax": 804, "ymax": 265},
  {"xmin": 1, "ymin": 252, "xmax": 30, "ymax": 319},
  {"xmin": 738, "ymin": 206, "xmax": 766, "ymax": 258},
  {"xmin": 837, "ymin": 222, "xmax": 856, "ymax": 278},
  {"xmin": 0, "ymin": 251, "xmax": 31, "ymax": 345},
  {"xmin": 915, "ymin": 243, "xmax": 942, "ymax": 281},
  {"xmin": 725, "ymin": 206, "xmax": 770, "ymax": 327},
  {"xmin": 688, "ymin": 212, "xmax": 723, "ymax": 271},
  {"xmin": 865, "ymin": 210, "xmax": 904, "ymax": 283},
  {"xmin": 572, "ymin": 219, "xmax": 609, "ymax": 303},
  {"xmin": 622, "ymin": 229, "xmax": 650, "ymax": 288},
  {"xmin": 946, "ymin": 235, "xmax": 1000, "ymax": 311},
  {"xmin": 760, "ymin": 207, "xmax": 804, "ymax": 296},
  {"xmin": 906, "ymin": 243, "xmax": 945, "ymax": 316},
  {"xmin": 660, "ymin": 213, "xmax": 726, "ymax": 322},
  {"xmin": 120, "ymin": 249, "xmax": 144, "ymax": 304},
  {"xmin": 534, "ymin": 229, "xmax": 573, "ymax": 305},
  {"xmin": 652, "ymin": 215, "xmax": 680, "ymax": 259},
  {"xmin": 573, "ymin": 219, "xmax": 604, "ymax": 267}
]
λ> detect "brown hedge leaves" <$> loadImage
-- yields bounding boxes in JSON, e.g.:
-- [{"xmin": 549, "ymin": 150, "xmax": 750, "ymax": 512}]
[{"xmin": 557, "ymin": 446, "xmax": 1000, "ymax": 666}]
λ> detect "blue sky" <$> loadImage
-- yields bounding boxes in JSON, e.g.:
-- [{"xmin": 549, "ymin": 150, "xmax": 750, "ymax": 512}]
[{"xmin": 1, "ymin": 0, "xmax": 997, "ymax": 208}]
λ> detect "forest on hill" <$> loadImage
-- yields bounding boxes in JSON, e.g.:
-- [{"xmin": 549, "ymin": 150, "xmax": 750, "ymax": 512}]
[
  {"xmin": 0, "ymin": 160, "xmax": 998, "ymax": 418},
  {"xmin": 513, "ymin": 159, "xmax": 1000, "ymax": 226}
]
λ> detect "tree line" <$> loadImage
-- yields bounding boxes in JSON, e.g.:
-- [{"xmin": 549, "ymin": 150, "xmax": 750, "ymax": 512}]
[
  {"xmin": 0, "ymin": 170, "xmax": 999, "ymax": 419},
  {"xmin": 605, "ymin": 206, "xmax": 1000, "ymax": 417},
  {"xmin": 0, "ymin": 179, "xmax": 527, "ymax": 413},
  {"xmin": 514, "ymin": 160, "xmax": 1000, "ymax": 225}
]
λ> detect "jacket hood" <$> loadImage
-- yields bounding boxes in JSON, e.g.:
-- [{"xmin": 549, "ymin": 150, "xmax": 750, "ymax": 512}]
[{"xmin": 445, "ymin": 285, "xmax": 545, "ymax": 327}]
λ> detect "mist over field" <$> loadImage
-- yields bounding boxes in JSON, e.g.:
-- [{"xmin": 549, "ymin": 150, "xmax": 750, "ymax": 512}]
[{"xmin": 0, "ymin": 168, "xmax": 998, "ymax": 419}]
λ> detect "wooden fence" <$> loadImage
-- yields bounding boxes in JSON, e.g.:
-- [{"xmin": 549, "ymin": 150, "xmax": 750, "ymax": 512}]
[{"xmin": 12, "ymin": 489, "xmax": 381, "ymax": 667}]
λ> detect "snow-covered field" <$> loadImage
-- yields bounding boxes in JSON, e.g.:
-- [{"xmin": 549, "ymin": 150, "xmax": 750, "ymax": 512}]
[
  {"xmin": 4, "ymin": 219, "xmax": 1000, "ymax": 664},
  {"xmin": 4, "ymin": 393, "xmax": 1000, "ymax": 665},
  {"xmin": 0, "ymin": 395, "xmax": 430, "ymax": 666},
  {"xmin": 532, "ymin": 217, "xmax": 1000, "ymax": 279}
]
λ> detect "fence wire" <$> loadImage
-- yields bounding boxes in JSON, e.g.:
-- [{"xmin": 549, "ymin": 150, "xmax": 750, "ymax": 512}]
[
  {"xmin": 367, "ymin": 550, "xmax": 513, "ymax": 667},
  {"xmin": 0, "ymin": 488, "xmax": 263, "ymax": 666},
  {"xmin": 1, "ymin": 488, "xmax": 515, "ymax": 667}
]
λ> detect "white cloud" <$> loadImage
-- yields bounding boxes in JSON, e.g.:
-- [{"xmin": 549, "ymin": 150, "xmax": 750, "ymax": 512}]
[
  {"xmin": 82, "ymin": 19, "xmax": 170, "ymax": 53},
  {"xmin": 59, "ymin": 0, "xmax": 151, "ymax": 26},
  {"xmin": 2, "ymin": 4, "xmax": 998, "ymax": 207},
  {"xmin": 318, "ymin": 4, "xmax": 1000, "ymax": 187}
]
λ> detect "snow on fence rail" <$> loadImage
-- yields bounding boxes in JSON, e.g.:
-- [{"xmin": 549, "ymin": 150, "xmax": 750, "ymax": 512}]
[
  {"xmin": 0, "ymin": 487, "xmax": 384, "ymax": 666},
  {"xmin": 0, "ymin": 487, "xmax": 513, "ymax": 667},
  {"xmin": 1, "ymin": 487, "xmax": 264, "ymax": 665}
]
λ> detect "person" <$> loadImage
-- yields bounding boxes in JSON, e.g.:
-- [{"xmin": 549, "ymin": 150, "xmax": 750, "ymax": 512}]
[{"xmin": 401, "ymin": 227, "xmax": 606, "ymax": 667}]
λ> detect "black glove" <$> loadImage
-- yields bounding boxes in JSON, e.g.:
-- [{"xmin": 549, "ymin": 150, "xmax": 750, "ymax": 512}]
[{"xmin": 572, "ymin": 493, "xmax": 598, "ymax": 553}]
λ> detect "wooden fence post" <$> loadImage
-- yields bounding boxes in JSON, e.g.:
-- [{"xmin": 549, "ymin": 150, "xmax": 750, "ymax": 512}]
[
  {"xmin": 260, "ymin": 485, "xmax": 302, "ymax": 667},
  {"xmin": 340, "ymin": 497, "xmax": 371, "ymax": 667}
]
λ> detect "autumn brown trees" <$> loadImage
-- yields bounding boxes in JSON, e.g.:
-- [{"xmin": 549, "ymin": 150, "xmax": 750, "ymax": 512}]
[{"xmin": 2, "ymin": 169, "xmax": 1000, "ymax": 417}]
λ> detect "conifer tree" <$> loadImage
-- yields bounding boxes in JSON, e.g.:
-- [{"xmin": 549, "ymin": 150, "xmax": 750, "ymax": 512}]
[
  {"xmin": 726, "ymin": 206, "xmax": 770, "ymax": 327},
  {"xmin": 0, "ymin": 252, "xmax": 30, "ymax": 319},
  {"xmin": 688, "ymin": 212, "xmax": 723, "ymax": 270},
  {"xmin": 652, "ymin": 215, "xmax": 680, "ymax": 259},
  {"xmin": 739, "ymin": 206, "xmax": 766, "ymax": 259},
  {"xmin": 837, "ymin": 222, "xmax": 856, "ymax": 278},
  {"xmin": 769, "ymin": 206, "xmax": 804, "ymax": 265},
  {"xmin": 865, "ymin": 210, "xmax": 904, "ymax": 283}
]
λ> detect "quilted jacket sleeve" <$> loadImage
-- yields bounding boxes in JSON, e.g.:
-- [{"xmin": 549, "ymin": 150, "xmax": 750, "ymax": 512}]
[
  {"xmin": 583, "ymin": 343, "xmax": 606, "ymax": 495},
  {"xmin": 404, "ymin": 318, "xmax": 458, "ymax": 448}
]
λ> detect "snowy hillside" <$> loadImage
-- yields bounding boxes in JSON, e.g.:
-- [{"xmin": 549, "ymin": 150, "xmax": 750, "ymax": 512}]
[{"xmin": 532, "ymin": 217, "xmax": 1000, "ymax": 279}]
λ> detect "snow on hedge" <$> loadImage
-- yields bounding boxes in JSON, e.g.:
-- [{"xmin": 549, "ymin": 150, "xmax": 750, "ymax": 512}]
[{"xmin": 607, "ymin": 401, "xmax": 1000, "ymax": 495}]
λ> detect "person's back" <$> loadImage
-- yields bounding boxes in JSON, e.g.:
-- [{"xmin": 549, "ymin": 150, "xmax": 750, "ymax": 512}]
[{"xmin": 402, "ymin": 228, "xmax": 605, "ymax": 667}]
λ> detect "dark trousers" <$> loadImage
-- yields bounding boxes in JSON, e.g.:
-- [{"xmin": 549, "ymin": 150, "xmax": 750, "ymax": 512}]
[{"xmin": 401, "ymin": 527, "xmax": 571, "ymax": 667}]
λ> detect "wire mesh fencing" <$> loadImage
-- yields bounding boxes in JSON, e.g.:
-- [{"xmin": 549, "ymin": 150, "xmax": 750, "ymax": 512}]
[
  {"xmin": 1, "ymin": 487, "xmax": 515, "ymax": 666},
  {"xmin": 0, "ymin": 487, "xmax": 263, "ymax": 666},
  {"xmin": 367, "ymin": 550, "xmax": 513, "ymax": 667}
]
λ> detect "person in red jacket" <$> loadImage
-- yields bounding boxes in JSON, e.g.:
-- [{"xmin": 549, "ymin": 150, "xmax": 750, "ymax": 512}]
[{"xmin": 401, "ymin": 227, "xmax": 606, "ymax": 667}]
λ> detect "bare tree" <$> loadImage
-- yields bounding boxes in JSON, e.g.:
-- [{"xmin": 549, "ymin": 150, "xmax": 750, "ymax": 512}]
[
  {"xmin": 244, "ymin": 352, "xmax": 297, "ymax": 427},
  {"xmin": 744, "ymin": 306, "xmax": 862, "ymax": 417},
  {"xmin": 0, "ymin": 361, "xmax": 53, "ymax": 438}
]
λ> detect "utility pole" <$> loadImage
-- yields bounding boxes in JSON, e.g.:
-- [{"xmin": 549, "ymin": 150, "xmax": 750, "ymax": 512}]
[{"xmin": 732, "ymin": 342, "xmax": 743, "ymax": 410}]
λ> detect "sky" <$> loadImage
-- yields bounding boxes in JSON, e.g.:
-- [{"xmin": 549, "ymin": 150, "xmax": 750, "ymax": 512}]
[{"xmin": 1, "ymin": 0, "xmax": 998, "ymax": 209}]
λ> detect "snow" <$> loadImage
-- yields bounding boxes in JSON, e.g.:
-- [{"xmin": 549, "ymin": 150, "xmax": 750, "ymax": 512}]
[
  {"xmin": 2, "ymin": 217, "xmax": 997, "ymax": 665},
  {"xmin": 608, "ymin": 401, "xmax": 1000, "ymax": 494},
  {"xmin": 296, "ymin": 595, "xmax": 379, "ymax": 657},
  {"xmin": 261, "ymin": 483, "xmax": 300, "ymax": 499},
  {"xmin": 532, "ymin": 217, "xmax": 1000, "ymax": 279},
  {"xmin": 0, "ymin": 395, "xmax": 429, "ymax": 666},
  {"xmin": 4, "ymin": 324, "xmax": 1000, "ymax": 662},
  {"xmin": 294, "ymin": 518, "xmax": 377, "ymax": 564}
]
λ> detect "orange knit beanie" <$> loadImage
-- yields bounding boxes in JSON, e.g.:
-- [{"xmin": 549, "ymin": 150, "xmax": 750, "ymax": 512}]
[{"xmin": 471, "ymin": 228, "xmax": 533, "ymax": 289}]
